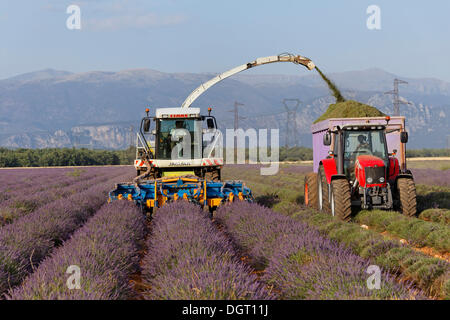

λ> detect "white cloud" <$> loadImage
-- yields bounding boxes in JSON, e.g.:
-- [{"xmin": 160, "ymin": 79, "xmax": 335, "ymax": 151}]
[
  {"xmin": 41, "ymin": 0, "xmax": 187, "ymax": 31},
  {"xmin": 85, "ymin": 12, "xmax": 187, "ymax": 31}
]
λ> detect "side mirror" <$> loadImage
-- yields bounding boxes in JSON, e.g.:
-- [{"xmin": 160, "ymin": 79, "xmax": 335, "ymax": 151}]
[
  {"xmin": 207, "ymin": 118, "xmax": 215, "ymax": 130},
  {"xmin": 143, "ymin": 119, "xmax": 151, "ymax": 133},
  {"xmin": 400, "ymin": 131, "xmax": 408, "ymax": 143},
  {"xmin": 323, "ymin": 132, "xmax": 331, "ymax": 146}
]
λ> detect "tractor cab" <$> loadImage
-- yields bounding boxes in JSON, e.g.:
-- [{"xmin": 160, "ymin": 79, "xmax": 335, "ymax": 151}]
[
  {"xmin": 150, "ymin": 108, "xmax": 217, "ymax": 160},
  {"xmin": 135, "ymin": 107, "xmax": 223, "ymax": 180},
  {"xmin": 333, "ymin": 125, "xmax": 389, "ymax": 182}
]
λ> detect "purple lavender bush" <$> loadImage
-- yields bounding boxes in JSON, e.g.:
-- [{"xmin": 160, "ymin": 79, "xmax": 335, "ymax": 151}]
[
  {"xmin": 295, "ymin": 206, "xmax": 449, "ymax": 299},
  {"xmin": 0, "ymin": 167, "xmax": 118, "ymax": 204},
  {"xmin": 0, "ymin": 169, "xmax": 63, "ymax": 203},
  {"xmin": 411, "ymin": 168, "xmax": 450, "ymax": 187},
  {"xmin": 0, "ymin": 170, "xmax": 133, "ymax": 297},
  {"xmin": 281, "ymin": 165, "xmax": 312, "ymax": 175},
  {"xmin": 0, "ymin": 167, "xmax": 126, "ymax": 226},
  {"xmin": 141, "ymin": 202, "xmax": 271, "ymax": 300},
  {"xmin": 215, "ymin": 202, "xmax": 423, "ymax": 300},
  {"xmin": 8, "ymin": 201, "xmax": 145, "ymax": 300}
]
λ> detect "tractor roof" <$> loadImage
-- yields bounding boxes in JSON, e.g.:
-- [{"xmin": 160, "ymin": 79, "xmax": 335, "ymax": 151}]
[{"xmin": 155, "ymin": 107, "xmax": 201, "ymax": 119}]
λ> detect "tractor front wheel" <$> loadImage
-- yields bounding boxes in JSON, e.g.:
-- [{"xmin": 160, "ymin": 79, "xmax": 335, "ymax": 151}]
[
  {"xmin": 397, "ymin": 178, "xmax": 417, "ymax": 217},
  {"xmin": 330, "ymin": 179, "xmax": 352, "ymax": 222},
  {"xmin": 318, "ymin": 165, "xmax": 330, "ymax": 213},
  {"xmin": 304, "ymin": 173, "xmax": 318, "ymax": 209}
]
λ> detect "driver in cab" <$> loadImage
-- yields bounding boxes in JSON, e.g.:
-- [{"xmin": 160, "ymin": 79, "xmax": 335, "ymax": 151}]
[
  {"xmin": 169, "ymin": 120, "xmax": 189, "ymax": 158},
  {"xmin": 170, "ymin": 120, "xmax": 188, "ymax": 141},
  {"xmin": 346, "ymin": 134, "xmax": 371, "ymax": 179},
  {"xmin": 355, "ymin": 134, "xmax": 371, "ymax": 155}
]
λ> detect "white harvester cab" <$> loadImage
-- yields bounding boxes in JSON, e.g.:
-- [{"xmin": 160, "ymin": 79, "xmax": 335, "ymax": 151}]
[{"xmin": 135, "ymin": 107, "xmax": 223, "ymax": 181}]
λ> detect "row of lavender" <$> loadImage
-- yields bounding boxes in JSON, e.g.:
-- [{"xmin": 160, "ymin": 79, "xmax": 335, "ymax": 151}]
[
  {"xmin": 215, "ymin": 202, "xmax": 423, "ymax": 299},
  {"xmin": 279, "ymin": 165, "xmax": 450, "ymax": 188},
  {"xmin": 8, "ymin": 201, "xmax": 145, "ymax": 299},
  {"xmin": 410, "ymin": 168, "xmax": 450, "ymax": 187},
  {"xmin": 140, "ymin": 202, "xmax": 271, "ymax": 299},
  {"xmin": 0, "ymin": 167, "xmax": 126, "ymax": 226},
  {"xmin": 0, "ymin": 167, "xmax": 113, "ymax": 204},
  {"xmin": 0, "ymin": 169, "xmax": 75, "ymax": 202},
  {"xmin": 295, "ymin": 206, "xmax": 450, "ymax": 298},
  {"xmin": 0, "ymin": 168, "xmax": 134, "ymax": 297}
]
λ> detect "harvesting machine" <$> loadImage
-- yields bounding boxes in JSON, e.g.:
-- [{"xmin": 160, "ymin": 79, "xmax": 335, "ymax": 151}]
[
  {"xmin": 304, "ymin": 116, "xmax": 417, "ymax": 221},
  {"xmin": 110, "ymin": 106, "xmax": 253, "ymax": 213},
  {"xmin": 109, "ymin": 53, "xmax": 315, "ymax": 213}
]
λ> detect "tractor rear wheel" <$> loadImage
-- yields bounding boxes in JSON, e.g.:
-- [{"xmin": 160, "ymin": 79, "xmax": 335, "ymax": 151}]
[
  {"xmin": 304, "ymin": 173, "xmax": 318, "ymax": 209},
  {"xmin": 318, "ymin": 165, "xmax": 330, "ymax": 213},
  {"xmin": 330, "ymin": 179, "xmax": 352, "ymax": 222},
  {"xmin": 397, "ymin": 178, "xmax": 417, "ymax": 217}
]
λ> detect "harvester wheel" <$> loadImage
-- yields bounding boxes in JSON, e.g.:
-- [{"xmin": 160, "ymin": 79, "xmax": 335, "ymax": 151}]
[
  {"xmin": 206, "ymin": 169, "xmax": 221, "ymax": 182},
  {"xmin": 397, "ymin": 178, "xmax": 417, "ymax": 217},
  {"xmin": 304, "ymin": 173, "xmax": 318, "ymax": 209},
  {"xmin": 318, "ymin": 165, "xmax": 330, "ymax": 213},
  {"xmin": 330, "ymin": 179, "xmax": 352, "ymax": 222}
]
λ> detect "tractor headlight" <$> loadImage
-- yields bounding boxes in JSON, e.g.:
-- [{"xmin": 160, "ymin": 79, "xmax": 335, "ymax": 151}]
[
  {"xmin": 379, "ymin": 177, "xmax": 385, "ymax": 183},
  {"xmin": 367, "ymin": 177, "xmax": 373, "ymax": 184}
]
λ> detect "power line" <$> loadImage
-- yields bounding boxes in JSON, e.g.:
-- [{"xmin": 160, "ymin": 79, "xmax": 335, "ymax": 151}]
[
  {"xmin": 385, "ymin": 79, "xmax": 411, "ymax": 116},
  {"xmin": 219, "ymin": 110, "xmax": 288, "ymax": 123},
  {"xmin": 228, "ymin": 101, "xmax": 246, "ymax": 131},
  {"xmin": 128, "ymin": 125, "xmax": 134, "ymax": 148},
  {"xmin": 283, "ymin": 99, "xmax": 301, "ymax": 147},
  {"xmin": 227, "ymin": 101, "xmax": 246, "ymax": 152}
]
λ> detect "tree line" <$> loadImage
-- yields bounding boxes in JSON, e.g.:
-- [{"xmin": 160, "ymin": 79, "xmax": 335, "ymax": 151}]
[
  {"xmin": 0, "ymin": 147, "xmax": 448, "ymax": 167},
  {"xmin": 0, "ymin": 147, "xmax": 135, "ymax": 167}
]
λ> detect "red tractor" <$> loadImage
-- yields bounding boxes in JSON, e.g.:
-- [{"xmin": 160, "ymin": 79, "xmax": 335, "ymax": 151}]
[{"xmin": 304, "ymin": 116, "xmax": 417, "ymax": 221}]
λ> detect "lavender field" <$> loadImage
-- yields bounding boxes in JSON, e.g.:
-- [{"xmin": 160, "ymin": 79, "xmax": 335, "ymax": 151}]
[{"xmin": 0, "ymin": 161, "xmax": 448, "ymax": 300}]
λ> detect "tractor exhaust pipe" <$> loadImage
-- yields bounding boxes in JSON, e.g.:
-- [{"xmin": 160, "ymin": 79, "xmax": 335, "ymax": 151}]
[{"xmin": 336, "ymin": 128, "xmax": 344, "ymax": 175}]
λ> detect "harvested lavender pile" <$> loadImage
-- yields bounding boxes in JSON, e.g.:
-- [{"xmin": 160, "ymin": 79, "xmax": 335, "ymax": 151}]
[
  {"xmin": 314, "ymin": 100, "xmax": 386, "ymax": 123},
  {"xmin": 313, "ymin": 67, "xmax": 386, "ymax": 123}
]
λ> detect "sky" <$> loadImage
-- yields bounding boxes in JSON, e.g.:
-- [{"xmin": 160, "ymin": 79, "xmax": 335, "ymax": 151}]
[{"xmin": 1, "ymin": 0, "xmax": 450, "ymax": 81}]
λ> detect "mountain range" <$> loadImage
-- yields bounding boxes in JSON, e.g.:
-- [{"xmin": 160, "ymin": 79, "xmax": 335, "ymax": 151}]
[{"xmin": 0, "ymin": 67, "xmax": 448, "ymax": 149}]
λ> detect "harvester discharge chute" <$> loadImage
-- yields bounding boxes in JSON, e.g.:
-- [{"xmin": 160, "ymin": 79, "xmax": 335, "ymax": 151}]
[{"xmin": 109, "ymin": 176, "xmax": 253, "ymax": 213}]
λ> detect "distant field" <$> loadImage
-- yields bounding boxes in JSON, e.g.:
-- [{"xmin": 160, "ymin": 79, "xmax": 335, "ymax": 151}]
[
  {"xmin": 407, "ymin": 159, "xmax": 450, "ymax": 170},
  {"xmin": 0, "ymin": 165, "xmax": 132, "ymax": 170}
]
